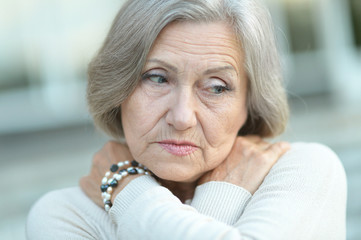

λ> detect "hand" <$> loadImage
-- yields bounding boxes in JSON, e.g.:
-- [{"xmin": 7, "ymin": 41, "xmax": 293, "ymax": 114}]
[
  {"xmin": 79, "ymin": 141, "xmax": 138, "ymax": 208},
  {"xmin": 198, "ymin": 136, "xmax": 290, "ymax": 194}
]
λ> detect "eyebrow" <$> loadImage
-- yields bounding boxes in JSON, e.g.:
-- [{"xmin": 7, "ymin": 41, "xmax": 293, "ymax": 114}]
[
  {"xmin": 147, "ymin": 58, "xmax": 237, "ymax": 76},
  {"xmin": 203, "ymin": 65, "xmax": 237, "ymax": 76},
  {"xmin": 147, "ymin": 59, "xmax": 178, "ymax": 73}
]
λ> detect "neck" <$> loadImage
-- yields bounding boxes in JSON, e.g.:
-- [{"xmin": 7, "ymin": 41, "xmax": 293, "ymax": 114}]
[{"xmin": 159, "ymin": 179, "xmax": 198, "ymax": 203}]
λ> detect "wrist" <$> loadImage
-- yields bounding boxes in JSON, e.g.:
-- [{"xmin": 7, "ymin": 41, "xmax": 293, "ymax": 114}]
[
  {"xmin": 111, "ymin": 174, "xmax": 141, "ymax": 203},
  {"xmin": 100, "ymin": 160, "xmax": 152, "ymax": 212}
]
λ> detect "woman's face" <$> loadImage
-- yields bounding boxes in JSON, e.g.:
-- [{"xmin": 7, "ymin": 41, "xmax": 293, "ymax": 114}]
[{"xmin": 121, "ymin": 21, "xmax": 248, "ymax": 182}]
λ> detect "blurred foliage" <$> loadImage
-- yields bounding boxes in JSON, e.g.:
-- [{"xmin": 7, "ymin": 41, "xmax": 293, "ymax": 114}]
[
  {"xmin": 348, "ymin": 0, "xmax": 361, "ymax": 47},
  {"xmin": 283, "ymin": 0, "xmax": 317, "ymax": 52}
]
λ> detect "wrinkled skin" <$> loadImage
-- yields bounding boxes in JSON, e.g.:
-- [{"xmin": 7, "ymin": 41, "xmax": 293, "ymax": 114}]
[{"xmin": 80, "ymin": 21, "xmax": 290, "ymax": 206}]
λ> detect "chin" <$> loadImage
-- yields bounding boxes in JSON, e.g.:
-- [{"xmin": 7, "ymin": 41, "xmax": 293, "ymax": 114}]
[{"xmin": 151, "ymin": 166, "xmax": 202, "ymax": 183}]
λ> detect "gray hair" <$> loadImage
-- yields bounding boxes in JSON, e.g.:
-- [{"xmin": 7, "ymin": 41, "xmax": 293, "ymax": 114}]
[{"xmin": 87, "ymin": 0, "xmax": 289, "ymax": 139}]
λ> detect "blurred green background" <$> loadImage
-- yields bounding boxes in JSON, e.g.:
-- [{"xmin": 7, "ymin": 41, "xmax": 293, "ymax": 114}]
[{"xmin": 0, "ymin": 0, "xmax": 360, "ymax": 239}]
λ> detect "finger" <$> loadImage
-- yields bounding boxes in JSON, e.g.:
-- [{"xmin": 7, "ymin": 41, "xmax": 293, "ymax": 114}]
[
  {"xmin": 79, "ymin": 176, "xmax": 87, "ymax": 192},
  {"xmin": 92, "ymin": 152, "xmax": 108, "ymax": 179},
  {"xmin": 94, "ymin": 142, "xmax": 126, "ymax": 176},
  {"xmin": 104, "ymin": 141, "xmax": 133, "ymax": 165},
  {"xmin": 238, "ymin": 136, "xmax": 270, "ymax": 151},
  {"xmin": 256, "ymin": 140, "xmax": 271, "ymax": 151},
  {"xmin": 265, "ymin": 141, "xmax": 290, "ymax": 160}
]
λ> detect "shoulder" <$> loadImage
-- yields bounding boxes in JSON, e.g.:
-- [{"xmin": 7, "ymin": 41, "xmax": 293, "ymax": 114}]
[
  {"xmin": 266, "ymin": 142, "xmax": 347, "ymax": 197},
  {"xmin": 27, "ymin": 187, "xmax": 98, "ymax": 219},
  {"xmin": 253, "ymin": 142, "xmax": 347, "ymax": 238},
  {"xmin": 272, "ymin": 142, "xmax": 344, "ymax": 174},
  {"xmin": 26, "ymin": 187, "xmax": 113, "ymax": 239},
  {"xmin": 287, "ymin": 142, "xmax": 339, "ymax": 161},
  {"xmin": 279, "ymin": 142, "xmax": 345, "ymax": 176},
  {"xmin": 28, "ymin": 187, "xmax": 87, "ymax": 207}
]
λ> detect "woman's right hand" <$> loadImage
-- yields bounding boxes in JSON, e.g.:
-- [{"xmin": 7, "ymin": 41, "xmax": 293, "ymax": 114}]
[
  {"xmin": 198, "ymin": 136, "xmax": 290, "ymax": 194},
  {"xmin": 79, "ymin": 141, "xmax": 137, "ymax": 208}
]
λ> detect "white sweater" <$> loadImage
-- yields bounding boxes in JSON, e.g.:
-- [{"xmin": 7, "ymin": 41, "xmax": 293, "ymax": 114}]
[{"xmin": 26, "ymin": 143, "xmax": 347, "ymax": 239}]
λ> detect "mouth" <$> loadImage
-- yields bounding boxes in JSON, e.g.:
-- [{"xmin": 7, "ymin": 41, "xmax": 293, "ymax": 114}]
[{"xmin": 157, "ymin": 140, "xmax": 198, "ymax": 156}]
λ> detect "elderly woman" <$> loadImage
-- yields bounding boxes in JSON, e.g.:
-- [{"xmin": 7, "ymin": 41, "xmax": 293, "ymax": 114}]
[{"xmin": 27, "ymin": 0, "xmax": 347, "ymax": 239}]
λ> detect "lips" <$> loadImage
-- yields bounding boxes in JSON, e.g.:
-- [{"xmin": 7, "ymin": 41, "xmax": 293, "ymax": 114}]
[{"xmin": 157, "ymin": 140, "xmax": 198, "ymax": 156}]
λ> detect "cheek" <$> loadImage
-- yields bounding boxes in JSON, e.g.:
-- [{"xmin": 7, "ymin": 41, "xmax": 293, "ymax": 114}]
[
  {"xmin": 199, "ymin": 99, "xmax": 247, "ymax": 167},
  {"xmin": 121, "ymin": 91, "xmax": 148, "ymax": 145},
  {"xmin": 225, "ymin": 104, "xmax": 248, "ymax": 134},
  {"xmin": 122, "ymin": 87, "xmax": 153, "ymax": 132},
  {"xmin": 121, "ymin": 88, "xmax": 166, "ymax": 155},
  {"xmin": 204, "ymin": 99, "xmax": 247, "ymax": 144}
]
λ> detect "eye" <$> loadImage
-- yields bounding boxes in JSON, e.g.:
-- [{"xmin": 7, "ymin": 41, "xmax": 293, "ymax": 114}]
[
  {"xmin": 209, "ymin": 85, "xmax": 229, "ymax": 94},
  {"xmin": 142, "ymin": 73, "xmax": 167, "ymax": 84},
  {"xmin": 204, "ymin": 78, "xmax": 231, "ymax": 95}
]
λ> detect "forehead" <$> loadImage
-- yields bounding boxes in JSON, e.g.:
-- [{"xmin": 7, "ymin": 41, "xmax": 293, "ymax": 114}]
[{"xmin": 147, "ymin": 21, "xmax": 244, "ymax": 71}]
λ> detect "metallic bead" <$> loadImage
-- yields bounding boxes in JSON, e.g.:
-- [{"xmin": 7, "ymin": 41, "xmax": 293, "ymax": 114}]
[
  {"xmin": 127, "ymin": 167, "xmax": 138, "ymax": 175},
  {"xmin": 110, "ymin": 164, "xmax": 119, "ymax": 173},
  {"xmin": 100, "ymin": 184, "xmax": 108, "ymax": 192},
  {"xmin": 105, "ymin": 200, "xmax": 112, "ymax": 207},
  {"xmin": 109, "ymin": 179, "xmax": 118, "ymax": 187},
  {"xmin": 104, "ymin": 200, "xmax": 112, "ymax": 212}
]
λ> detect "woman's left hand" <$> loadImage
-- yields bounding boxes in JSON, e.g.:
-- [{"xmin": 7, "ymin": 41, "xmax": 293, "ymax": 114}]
[
  {"xmin": 79, "ymin": 141, "xmax": 138, "ymax": 208},
  {"xmin": 197, "ymin": 136, "xmax": 290, "ymax": 194}
]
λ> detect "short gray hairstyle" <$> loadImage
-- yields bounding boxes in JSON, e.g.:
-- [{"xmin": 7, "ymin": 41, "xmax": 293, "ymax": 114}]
[{"xmin": 87, "ymin": 0, "xmax": 289, "ymax": 139}]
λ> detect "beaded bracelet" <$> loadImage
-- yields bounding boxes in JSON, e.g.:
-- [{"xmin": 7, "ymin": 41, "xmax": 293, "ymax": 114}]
[{"xmin": 100, "ymin": 160, "xmax": 150, "ymax": 212}]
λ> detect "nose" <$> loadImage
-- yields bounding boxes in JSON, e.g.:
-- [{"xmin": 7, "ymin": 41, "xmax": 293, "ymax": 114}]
[{"xmin": 165, "ymin": 87, "xmax": 197, "ymax": 131}]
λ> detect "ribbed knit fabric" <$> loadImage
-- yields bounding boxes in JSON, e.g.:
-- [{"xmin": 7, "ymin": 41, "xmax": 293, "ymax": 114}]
[
  {"xmin": 191, "ymin": 181, "xmax": 252, "ymax": 225},
  {"xmin": 26, "ymin": 142, "xmax": 347, "ymax": 240}
]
